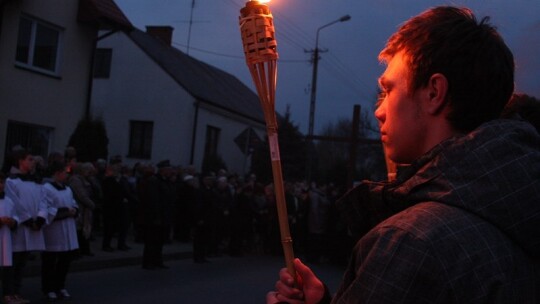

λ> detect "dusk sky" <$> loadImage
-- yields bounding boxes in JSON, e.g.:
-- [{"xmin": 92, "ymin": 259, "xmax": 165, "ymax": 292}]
[{"xmin": 113, "ymin": 0, "xmax": 540, "ymax": 136}]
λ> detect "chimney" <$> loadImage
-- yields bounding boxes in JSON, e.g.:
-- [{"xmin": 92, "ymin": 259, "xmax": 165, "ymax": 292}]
[{"xmin": 146, "ymin": 26, "xmax": 174, "ymax": 46}]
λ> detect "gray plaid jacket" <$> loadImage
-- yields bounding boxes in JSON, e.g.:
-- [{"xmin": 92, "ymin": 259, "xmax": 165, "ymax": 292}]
[{"xmin": 332, "ymin": 119, "xmax": 540, "ymax": 304}]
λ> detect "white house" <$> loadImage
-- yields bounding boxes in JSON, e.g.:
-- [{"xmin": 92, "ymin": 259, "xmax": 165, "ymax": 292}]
[
  {"xmin": 91, "ymin": 26, "xmax": 266, "ymax": 175},
  {"xmin": 0, "ymin": 0, "xmax": 131, "ymax": 166}
]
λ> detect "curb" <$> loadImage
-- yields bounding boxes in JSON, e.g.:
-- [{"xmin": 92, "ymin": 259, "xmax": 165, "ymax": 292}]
[{"xmin": 23, "ymin": 250, "xmax": 193, "ymax": 277}]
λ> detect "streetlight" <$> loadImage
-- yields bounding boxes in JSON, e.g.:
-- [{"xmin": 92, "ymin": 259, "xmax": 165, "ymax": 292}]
[{"xmin": 306, "ymin": 14, "xmax": 351, "ymax": 181}]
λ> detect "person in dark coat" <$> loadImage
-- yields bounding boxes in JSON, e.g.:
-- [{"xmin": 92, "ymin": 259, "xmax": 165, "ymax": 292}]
[
  {"xmin": 228, "ymin": 184, "xmax": 254, "ymax": 256},
  {"xmin": 139, "ymin": 160, "xmax": 176, "ymax": 269},
  {"xmin": 101, "ymin": 163, "xmax": 131, "ymax": 252},
  {"xmin": 268, "ymin": 6, "xmax": 539, "ymax": 304},
  {"xmin": 192, "ymin": 174, "xmax": 217, "ymax": 263},
  {"xmin": 212, "ymin": 176, "xmax": 233, "ymax": 255},
  {"xmin": 175, "ymin": 174, "xmax": 197, "ymax": 243}
]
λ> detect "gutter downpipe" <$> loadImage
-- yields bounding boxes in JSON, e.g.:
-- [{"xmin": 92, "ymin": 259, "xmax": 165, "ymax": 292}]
[
  {"xmin": 0, "ymin": 3, "xmax": 5, "ymax": 47},
  {"xmin": 189, "ymin": 100, "xmax": 200, "ymax": 165},
  {"xmin": 84, "ymin": 29, "xmax": 118, "ymax": 120}
]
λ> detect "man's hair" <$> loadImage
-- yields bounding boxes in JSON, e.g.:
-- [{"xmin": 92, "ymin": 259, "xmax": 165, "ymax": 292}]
[
  {"xmin": 48, "ymin": 161, "xmax": 67, "ymax": 176},
  {"xmin": 379, "ymin": 6, "xmax": 514, "ymax": 132},
  {"xmin": 13, "ymin": 148, "xmax": 30, "ymax": 167}
]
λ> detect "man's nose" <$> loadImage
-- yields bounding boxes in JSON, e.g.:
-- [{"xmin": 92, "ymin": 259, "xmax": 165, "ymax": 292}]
[{"xmin": 374, "ymin": 105, "xmax": 385, "ymax": 124}]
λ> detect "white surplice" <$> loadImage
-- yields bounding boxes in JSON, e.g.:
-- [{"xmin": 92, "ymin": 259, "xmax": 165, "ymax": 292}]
[
  {"xmin": 42, "ymin": 183, "xmax": 79, "ymax": 252},
  {"xmin": 0, "ymin": 196, "xmax": 15, "ymax": 266},
  {"xmin": 5, "ymin": 176, "xmax": 47, "ymax": 252}
]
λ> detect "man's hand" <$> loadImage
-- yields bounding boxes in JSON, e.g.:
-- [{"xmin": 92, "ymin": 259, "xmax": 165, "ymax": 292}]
[
  {"xmin": 22, "ymin": 218, "xmax": 35, "ymax": 228},
  {"xmin": 0, "ymin": 217, "xmax": 16, "ymax": 228},
  {"xmin": 33, "ymin": 216, "xmax": 46, "ymax": 230},
  {"xmin": 266, "ymin": 258, "xmax": 326, "ymax": 304}
]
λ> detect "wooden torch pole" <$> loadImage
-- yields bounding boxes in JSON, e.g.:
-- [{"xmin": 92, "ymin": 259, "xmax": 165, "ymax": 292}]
[{"xmin": 239, "ymin": 1, "xmax": 296, "ymax": 279}]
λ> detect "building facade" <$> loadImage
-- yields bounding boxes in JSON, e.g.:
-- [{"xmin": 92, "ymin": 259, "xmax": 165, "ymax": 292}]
[
  {"xmin": 91, "ymin": 26, "xmax": 266, "ymax": 174},
  {"xmin": 0, "ymin": 0, "xmax": 131, "ymax": 166}
]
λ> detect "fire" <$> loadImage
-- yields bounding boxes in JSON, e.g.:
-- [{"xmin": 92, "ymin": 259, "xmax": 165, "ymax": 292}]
[{"xmin": 251, "ymin": 0, "xmax": 271, "ymax": 3}]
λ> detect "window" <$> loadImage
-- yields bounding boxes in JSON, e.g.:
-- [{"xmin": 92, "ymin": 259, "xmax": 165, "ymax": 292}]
[
  {"xmin": 204, "ymin": 125, "xmax": 221, "ymax": 157},
  {"xmin": 129, "ymin": 121, "xmax": 153, "ymax": 159},
  {"xmin": 93, "ymin": 48, "xmax": 112, "ymax": 78},
  {"xmin": 15, "ymin": 16, "xmax": 62, "ymax": 75},
  {"xmin": 5, "ymin": 121, "xmax": 53, "ymax": 159}
]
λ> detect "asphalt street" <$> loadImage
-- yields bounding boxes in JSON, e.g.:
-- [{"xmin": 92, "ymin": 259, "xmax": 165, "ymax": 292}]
[{"xmin": 19, "ymin": 254, "xmax": 346, "ymax": 304}]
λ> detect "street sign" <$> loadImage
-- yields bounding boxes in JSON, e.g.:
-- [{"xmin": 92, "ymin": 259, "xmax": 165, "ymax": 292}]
[{"xmin": 234, "ymin": 127, "xmax": 262, "ymax": 155}]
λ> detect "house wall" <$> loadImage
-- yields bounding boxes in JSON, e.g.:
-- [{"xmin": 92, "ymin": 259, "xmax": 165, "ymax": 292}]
[
  {"xmin": 195, "ymin": 104, "xmax": 266, "ymax": 175},
  {"xmin": 93, "ymin": 31, "xmax": 266, "ymax": 175},
  {"xmin": 0, "ymin": 0, "xmax": 95, "ymax": 161},
  {"xmin": 92, "ymin": 32, "xmax": 196, "ymax": 167}
]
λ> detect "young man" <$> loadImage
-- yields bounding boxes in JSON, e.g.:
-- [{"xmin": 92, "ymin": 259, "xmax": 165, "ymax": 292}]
[
  {"xmin": 3, "ymin": 150, "xmax": 48, "ymax": 304},
  {"xmin": 139, "ymin": 160, "xmax": 176, "ymax": 269},
  {"xmin": 0, "ymin": 172, "xmax": 17, "ymax": 302},
  {"xmin": 268, "ymin": 6, "xmax": 539, "ymax": 304},
  {"xmin": 41, "ymin": 161, "xmax": 79, "ymax": 301}
]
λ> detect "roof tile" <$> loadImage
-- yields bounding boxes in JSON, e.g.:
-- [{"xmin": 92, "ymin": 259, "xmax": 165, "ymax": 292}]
[{"xmin": 128, "ymin": 28, "xmax": 264, "ymax": 123}]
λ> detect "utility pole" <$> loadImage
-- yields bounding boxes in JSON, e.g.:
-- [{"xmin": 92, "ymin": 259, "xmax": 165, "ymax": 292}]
[
  {"xmin": 348, "ymin": 105, "xmax": 360, "ymax": 189},
  {"xmin": 305, "ymin": 14, "xmax": 351, "ymax": 182}
]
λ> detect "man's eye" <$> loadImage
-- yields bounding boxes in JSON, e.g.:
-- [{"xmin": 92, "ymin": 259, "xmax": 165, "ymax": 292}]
[{"xmin": 376, "ymin": 92, "xmax": 387, "ymax": 108}]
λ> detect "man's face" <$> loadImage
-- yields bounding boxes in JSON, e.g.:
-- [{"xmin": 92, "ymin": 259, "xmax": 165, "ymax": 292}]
[
  {"xmin": 217, "ymin": 180, "xmax": 228, "ymax": 190},
  {"xmin": 158, "ymin": 167, "xmax": 171, "ymax": 179},
  {"xmin": 19, "ymin": 155, "xmax": 36, "ymax": 173},
  {"xmin": 375, "ymin": 51, "xmax": 429, "ymax": 164},
  {"xmin": 56, "ymin": 168, "xmax": 68, "ymax": 183}
]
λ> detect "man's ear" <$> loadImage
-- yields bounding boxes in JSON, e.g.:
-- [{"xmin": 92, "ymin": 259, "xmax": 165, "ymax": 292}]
[{"xmin": 424, "ymin": 73, "xmax": 449, "ymax": 115}]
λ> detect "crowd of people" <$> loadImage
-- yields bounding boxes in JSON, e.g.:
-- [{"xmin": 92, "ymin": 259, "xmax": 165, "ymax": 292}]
[
  {"xmin": 0, "ymin": 145, "xmax": 356, "ymax": 303},
  {"xmin": 1, "ymin": 90, "xmax": 538, "ymax": 304},
  {"xmin": 3, "ymin": 6, "xmax": 539, "ymax": 303}
]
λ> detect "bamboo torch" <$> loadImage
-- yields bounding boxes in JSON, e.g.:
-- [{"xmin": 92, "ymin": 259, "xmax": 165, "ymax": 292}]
[{"xmin": 239, "ymin": 0, "xmax": 296, "ymax": 279}]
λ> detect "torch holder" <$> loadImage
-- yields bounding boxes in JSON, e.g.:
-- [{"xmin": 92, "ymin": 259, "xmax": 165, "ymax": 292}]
[{"xmin": 239, "ymin": 1, "xmax": 296, "ymax": 280}]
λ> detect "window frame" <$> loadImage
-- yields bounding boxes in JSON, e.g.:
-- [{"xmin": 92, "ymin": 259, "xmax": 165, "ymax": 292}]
[
  {"xmin": 128, "ymin": 120, "xmax": 154, "ymax": 159},
  {"xmin": 4, "ymin": 120, "xmax": 53, "ymax": 160},
  {"xmin": 15, "ymin": 15, "xmax": 63, "ymax": 76},
  {"xmin": 204, "ymin": 125, "xmax": 221, "ymax": 157},
  {"xmin": 93, "ymin": 48, "xmax": 113, "ymax": 78}
]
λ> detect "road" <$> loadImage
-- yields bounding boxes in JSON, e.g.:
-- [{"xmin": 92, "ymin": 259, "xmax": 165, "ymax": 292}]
[{"xmin": 20, "ymin": 254, "xmax": 346, "ymax": 303}]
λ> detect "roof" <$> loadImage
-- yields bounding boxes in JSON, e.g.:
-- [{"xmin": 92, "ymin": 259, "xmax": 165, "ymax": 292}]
[
  {"xmin": 128, "ymin": 28, "xmax": 265, "ymax": 124},
  {"xmin": 77, "ymin": 0, "xmax": 133, "ymax": 30}
]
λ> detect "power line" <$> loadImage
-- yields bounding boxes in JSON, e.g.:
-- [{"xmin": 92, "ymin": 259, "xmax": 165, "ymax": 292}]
[
  {"xmin": 219, "ymin": 0, "xmax": 375, "ymax": 102},
  {"xmin": 275, "ymin": 15, "xmax": 315, "ymax": 51},
  {"xmin": 172, "ymin": 42, "xmax": 243, "ymax": 59},
  {"xmin": 321, "ymin": 60, "xmax": 367, "ymax": 99},
  {"xmin": 224, "ymin": 0, "xmax": 314, "ymax": 52},
  {"xmin": 322, "ymin": 52, "xmax": 376, "ymax": 100},
  {"xmin": 171, "ymin": 42, "xmax": 307, "ymax": 63}
]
